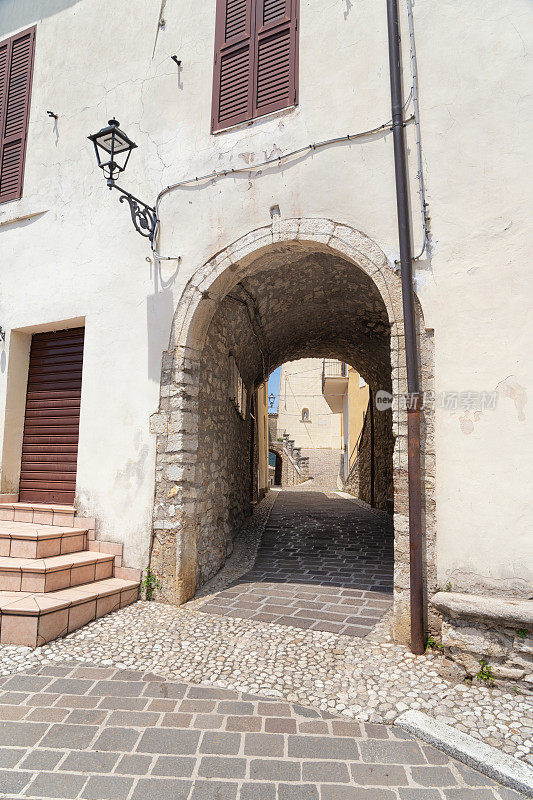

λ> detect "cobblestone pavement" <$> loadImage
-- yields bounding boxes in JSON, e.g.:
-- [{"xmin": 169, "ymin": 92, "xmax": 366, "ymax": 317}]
[
  {"xmin": 0, "ymin": 489, "xmax": 532, "ymax": 796},
  {"xmin": 199, "ymin": 491, "xmax": 393, "ymax": 637},
  {"xmin": 0, "ymin": 665, "xmax": 526, "ymax": 799}
]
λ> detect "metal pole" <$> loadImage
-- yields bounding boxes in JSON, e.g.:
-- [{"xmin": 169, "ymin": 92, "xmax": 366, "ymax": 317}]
[{"xmin": 386, "ymin": 0, "xmax": 425, "ymax": 655}]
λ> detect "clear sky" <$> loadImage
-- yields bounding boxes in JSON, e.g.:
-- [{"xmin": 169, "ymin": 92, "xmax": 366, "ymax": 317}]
[{"xmin": 268, "ymin": 366, "xmax": 281, "ymax": 412}]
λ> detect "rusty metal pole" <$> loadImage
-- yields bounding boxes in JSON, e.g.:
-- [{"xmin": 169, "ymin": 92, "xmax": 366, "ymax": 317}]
[{"xmin": 386, "ymin": 0, "xmax": 425, "ymax": 654}]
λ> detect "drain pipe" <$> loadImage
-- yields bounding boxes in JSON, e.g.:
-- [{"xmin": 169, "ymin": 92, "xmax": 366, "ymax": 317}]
[{"xmin": 386, "ymin": 0, "xmax": 425, "ymax": 655}]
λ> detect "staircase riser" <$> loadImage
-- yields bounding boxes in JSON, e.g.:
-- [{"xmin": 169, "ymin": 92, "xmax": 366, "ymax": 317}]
[
  {"xmin": 0, "ymin": 533, "xmax": 87, "ymax": 560},
  {"xmin": 0, "ymin": 586, "xmax": 139, "ymax": 647},
  {"xmin": 0, "ymin": 559, "xmax": 114, "ymax": 593}
]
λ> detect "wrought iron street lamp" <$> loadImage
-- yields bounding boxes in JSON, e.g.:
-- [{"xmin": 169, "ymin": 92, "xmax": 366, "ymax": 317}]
[
  {"xmin": 88, "ymin": 119, "xmax": 157, "ymax": 243},
  {"xmin": 269, "ymin": 393, "xmax": 276, "ymax": 410}
]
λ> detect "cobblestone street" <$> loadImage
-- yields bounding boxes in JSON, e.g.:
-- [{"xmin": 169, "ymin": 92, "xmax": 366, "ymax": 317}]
[
  {"xmin": 199, "ymin": 491, "xmax": 393, "ymax": 637},
  {"xmin": 0, "ymin": 666, "xmax": 526, "ymax": 799},
  {"xmin": 0, "ymin": 490, "xmax": 531, "ymax": 798}
]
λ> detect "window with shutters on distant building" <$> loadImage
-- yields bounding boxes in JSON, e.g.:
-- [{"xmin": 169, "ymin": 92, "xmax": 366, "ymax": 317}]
[
  {"xmin": 0, "ymin": 26, "xmax": 36, "ymax": 204},
  {"xmin": 212, "ymin": 0, "xmax": 299, "ymax": 133}
]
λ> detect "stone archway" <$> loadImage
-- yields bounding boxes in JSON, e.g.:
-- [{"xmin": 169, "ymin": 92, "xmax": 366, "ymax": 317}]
[{"xmin": 149, "ymin": 218, "xmax": 435, "ymax": 642}]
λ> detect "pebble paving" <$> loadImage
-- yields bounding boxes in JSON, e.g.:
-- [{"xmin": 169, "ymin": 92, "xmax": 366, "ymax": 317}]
[{"xmin": 0, "ymin": 488, "xmax": 531, "ymax": 798}]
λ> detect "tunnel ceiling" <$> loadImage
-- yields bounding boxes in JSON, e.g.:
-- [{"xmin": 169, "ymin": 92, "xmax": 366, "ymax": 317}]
[{"xmin": 219, "ymin": 251, "xmax": 392, "ymax": 390}]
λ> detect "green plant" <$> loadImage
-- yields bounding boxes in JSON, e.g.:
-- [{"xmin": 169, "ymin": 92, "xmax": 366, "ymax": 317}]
[
  {"xmin": 516, "ymin": 628, "xmax": 528, "ymax": 639},
  {"xmin": 476, "ymin": 659, "xmax": 495, "ymax": 685},
  {"xmin": 425, "ymin": 635, "xmax": 444, "ymax": 652},
  {"xmin": 141, "ymin": 568, "xmax": 162, "ymax": 600},
  {"xmin": 444, "ymin": 581, "xmax": 452, "ymax": 592}
]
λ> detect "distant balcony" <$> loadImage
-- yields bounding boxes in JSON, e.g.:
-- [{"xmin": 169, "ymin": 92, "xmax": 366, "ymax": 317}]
[{"xmin": 322, "ymin": 360, "xmax": 348, "ymax": 413}]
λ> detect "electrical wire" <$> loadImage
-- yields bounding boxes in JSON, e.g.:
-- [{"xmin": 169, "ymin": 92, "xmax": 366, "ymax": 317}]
[{"xmin": 150, "ymin": 116, "xmax": 415, "ymax": 258}]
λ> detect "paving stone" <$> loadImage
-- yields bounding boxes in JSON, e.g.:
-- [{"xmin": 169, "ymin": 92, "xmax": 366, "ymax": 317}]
[
  {"xmin": 0, "ymin": 704, "xmax": 29, "ymax": 720},
  {"xmin": 130, "ymin": 777, "xmax": 192, "ymax": 800},
  {"xmin": 138, "ymin": 728, "xmax": 200, "ymax": 754},
  {"xmin": 239, "ymin": 782, "xmax": 277, "ymax": 800},
  {"xmin": 288, "ymin": 735, "xmax": 360, "ymax": 760},
  {"xmin": 151, "ymin": 755, "xmax": 196, "ymax": 777},
  {"xmin": 143, "ymin": 681, "xmax": 187, "ymax": 699},
  {"xmin": 199, "ymin": 731, "xmax": 241, "ymax": 755},
  {"xmin": 264, "ymin": 717, "xmax": 297, "ymax": 733},
  {"xmin": 359, "ymin": 740, "xmax": 426, "ymax": 764},
  {"xmin": 218, "ymin": 701, "xmax": 254, "ymax": 715},
  {"xmin": 98, "ymin": 696, "xmax": 149, "ymax": 710},
  {"xmin": 19, "ymin": 750, "xmax": 64, "ymax": 770},
  {"xmin": 302, "ymin": 760, "xmax": 351, "ymax": 782},
  {"xmin": 46, "ymin": 678, "xmax": 94, "ymax": 695},
  {"xmin": 65, "ymin": 708, "xmax": 108, "ymax": 725},
  {"xmin": 161, "ymin": 712, "xmax": 194, "ymax": 727},
  {"xmin": 198, "ymin": 755, "xmax": 247, "ymax": 779},
  {"xmin": 55, "ymin": 694, "xmax": 101, "ymax": 709},
  {"xmin": 278, "ymin": 785, "xmax": 320, "ymax": 800},
  {"xmin": 0, "ymin": 770, "xmax": 33, "ymax": 794},
  {"xmin": 411, "ymin": 766, "xmax": 459, "ymax": 786},
  {"xmin": 399, "ymin": 791, "xmax": 445, "ymax": 800},
  {"xmin": 40, "ymin": 723, "xmax": 96, "ymax": 750},
  {"xmin": 190, "ymin": 781, "xmax": 239, "ymax": 800},
  {"xmin": 59, "ymin": 751, "xmax": 120, "ymax": 773},
  {"xmin": 443, "ymin": 791, "xmax": 501, "ymax": 800},
  {"xmin": 24, "ymin": 771, "xmax": 87, "ymax": 798},
  {"xmin": 244, "ymin": 732, "xmax": 284, "ymax": 756},
  {"xmin": 188, "ymin": 687, "xmax": 236, "ymax": 700},
  {"xmin": 226, "ymin": 714, "xmax": 262, "ymax": 732},
  {"xmin": 455, "ymin": 763, "xmax": 502, "ymax": 787},
  {"xmin": 26, "ymin": 707, "xmax": 69, "ymax": 723},
  {"xmin": 82, "ymin": 774, "xmax": 134, "ymax": 799},
  {"xmin": 350, "ymin": 763, "xmax": 409, "ymax": 785},
  {"xmin": 107, "ymin": 710, "xmax": 160, "ymax": 727},
  {"xmin": 114, "ymin": 753, "xmax": 153, "ymax": 775},
  {"xmin": 89, "ymin": 680, "xmax": 144, "ymax": 697},
  {"xmin": 249, "ymin": 758, "xmax": 301, "ymax": 781},
  {"xmin": 0, "ymin": 720, "xmax": 49, "ymax": 747},
  {"xmin": 3, "ymin": 675, "xmax": 52, "ymax": 693},
  {"xmin": 0, "ymin": 747, "xmax": 24, "ymax": 767},
  {"xmin": 93, "ymin": 726, "xmax": 141, "ymax": 752},
  {"xmin": 321, "ymin": 790, "xmax": 397, "ymax": 800}
]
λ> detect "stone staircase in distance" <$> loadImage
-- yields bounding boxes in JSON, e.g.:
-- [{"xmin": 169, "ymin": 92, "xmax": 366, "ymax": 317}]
[{"xmin": 0, "ymin": 495, "xmax": 140, "ymax": 647}]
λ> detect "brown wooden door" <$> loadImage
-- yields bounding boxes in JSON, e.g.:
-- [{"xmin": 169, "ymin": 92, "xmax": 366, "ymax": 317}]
[{"xmin": 19, "ymin": 327, "xmax": 85, "ymax": 505}]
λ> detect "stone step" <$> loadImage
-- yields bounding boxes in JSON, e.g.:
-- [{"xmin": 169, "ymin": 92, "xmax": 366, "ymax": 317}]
[
  {"xmin": 0, "ymin": 521, "xmax": 88, "ymax": 559},
  {"xmin": 0, "ymin": 502, "xmax": 79, "ymax": 527},
  {"xmin": 0, "ymin": 551, "xmax": 115, "ymax": 593},
  {"xmin": 0, "ymin": 577, "xmax": 140, "ymax": 646}
]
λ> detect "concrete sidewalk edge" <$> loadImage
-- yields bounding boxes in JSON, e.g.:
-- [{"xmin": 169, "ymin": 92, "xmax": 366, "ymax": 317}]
[{"xmin": 395, "ymin": 709, "xmax": 533, "ymax": 798}]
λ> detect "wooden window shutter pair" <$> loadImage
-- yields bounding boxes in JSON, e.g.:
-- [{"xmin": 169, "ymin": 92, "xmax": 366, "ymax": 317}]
[
  {"xmin": 212, "ymin": 0, "xmax": 298, "ymax": 132},
  {"xmin": 0, "ymin": 26, "xmax": 36, "ymax": 204}
]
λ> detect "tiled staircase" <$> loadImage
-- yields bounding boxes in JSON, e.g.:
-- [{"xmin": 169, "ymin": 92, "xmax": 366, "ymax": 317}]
[{"xmin": 0, "ymin": 497, "xmax": 140, "ymax": 647}]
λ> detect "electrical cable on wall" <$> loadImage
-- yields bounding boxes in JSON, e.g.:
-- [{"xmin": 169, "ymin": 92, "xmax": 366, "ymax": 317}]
[{"xmin": 150, "ymin": 115, "xmax": 416, "ymax": 260}]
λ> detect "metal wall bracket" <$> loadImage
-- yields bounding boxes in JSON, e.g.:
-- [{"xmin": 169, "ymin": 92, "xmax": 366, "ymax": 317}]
[{"xmin": 112, "ymin": 184, "xmax": 157, "ymax": 243}]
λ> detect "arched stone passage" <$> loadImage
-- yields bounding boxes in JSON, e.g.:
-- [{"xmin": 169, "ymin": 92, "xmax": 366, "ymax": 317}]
[{"xmin": 149, "ymin": 219, "xmax": 435, "ymax": 642}]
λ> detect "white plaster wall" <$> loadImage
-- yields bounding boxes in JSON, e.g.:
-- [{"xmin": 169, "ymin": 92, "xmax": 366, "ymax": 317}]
[{"xmin": 0, "ymin": 0, "xmax": 531, "ymax": 592}]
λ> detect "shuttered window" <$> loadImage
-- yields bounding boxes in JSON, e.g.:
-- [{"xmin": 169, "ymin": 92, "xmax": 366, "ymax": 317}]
[
  {"xmin": 212, "ymin": 0, "xmax": 298, "ymax": 132},
  {"xmin": 0, "ymin": 26, "xmax": 36, "ymax": 204}
]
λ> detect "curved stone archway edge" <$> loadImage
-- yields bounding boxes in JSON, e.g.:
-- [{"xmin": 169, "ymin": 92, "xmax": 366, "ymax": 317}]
[{"xmin": 149, "ymin": 218, "xmax": 435, "ymax": 643}]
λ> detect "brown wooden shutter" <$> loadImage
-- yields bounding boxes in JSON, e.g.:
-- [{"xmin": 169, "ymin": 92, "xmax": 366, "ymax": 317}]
[
  {"xmin": 212, "ymin": 0, "xmax": 254, "ymax": 132},
  {"xmin": 0, "ymin": 26, "xmax": 36, "ymax": 204},
  {"xmin": 19, "ymin": 328, "xmax": 85, "ymax": 506},
  {"xmin": 253, "ymin": 0, "xmax": 298, "ymax": 118},
  {"xmin": 212, "ymin": 0, "xmax": 298, "ymax": 132}
]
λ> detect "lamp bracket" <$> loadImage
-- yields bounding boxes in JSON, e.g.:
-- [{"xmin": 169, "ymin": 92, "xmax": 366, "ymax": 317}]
[{"xmin": 112, "ymin": 184, "xmax": 157, "ymax": 243}]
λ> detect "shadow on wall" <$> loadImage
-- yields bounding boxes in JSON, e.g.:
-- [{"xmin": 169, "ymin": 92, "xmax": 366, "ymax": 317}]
[{"xmin": 0, "ymin": 0, "xmax": 82, "ymax": 34}]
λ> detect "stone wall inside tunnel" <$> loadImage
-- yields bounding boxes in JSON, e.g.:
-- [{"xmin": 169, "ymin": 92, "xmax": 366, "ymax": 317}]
[{"xmin": 148, "ymin": 221, "xmax": 435, "ymax": 645}]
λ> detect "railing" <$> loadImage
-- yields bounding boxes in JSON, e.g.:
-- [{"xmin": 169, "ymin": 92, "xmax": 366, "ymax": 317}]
[{"xmin": 322, "ymin": 359, "xmax": 347, "ymax": 393}]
